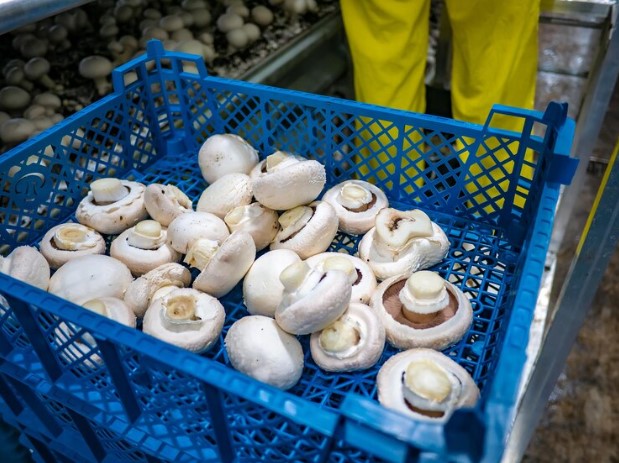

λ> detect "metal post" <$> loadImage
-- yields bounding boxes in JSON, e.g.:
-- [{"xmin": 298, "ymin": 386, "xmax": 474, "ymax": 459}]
[
  {"xmin": 503, "ymin": 139, "xmax": 619, "ymax": 462},
  {"xmin": 0, "ymin": 0, "xmax": 94, "ymax": 35}
]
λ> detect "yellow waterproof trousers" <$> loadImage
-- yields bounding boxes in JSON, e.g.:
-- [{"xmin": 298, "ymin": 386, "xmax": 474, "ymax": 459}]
[{"xmin": 341, "ymin": 0, "xmax": 539, "ymax": 209}]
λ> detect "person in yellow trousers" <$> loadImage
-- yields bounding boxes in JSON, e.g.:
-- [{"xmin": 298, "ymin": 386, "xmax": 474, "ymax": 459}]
[{"xmin": 341, "ymin": 0, "xmax": 539, "ymax": 211}]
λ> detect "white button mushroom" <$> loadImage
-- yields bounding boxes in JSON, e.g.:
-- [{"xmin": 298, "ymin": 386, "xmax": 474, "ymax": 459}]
[
  {"xmin": 196, "ymin": 173, "xmax": 253, "ymax": 219},
  {"xmin": 322, "ymin": 180, "xmax": 389, "ymax": 235},
  {"xmin": 124, "ymin": 263, "xmax": 192, "ymax": 318},
  {"xmin": 251, "ymin": 151, "xmax": 326, "ymax": 210},
  {"xmin": 358, "ymin": 208, "xmax": 450, "ymax": 280},
  {"xmin": 377, "ymin": 349, "xmax": 479, "ymax": 421},
  {"xmin": 270, "ymin": 201, "xmax": 338, "ymax": 259},
  {"xmin": 226, "ymin": 28, "xmax": 249, "ymax": 50},
  {"xmin": 143, "ymin": 288, "xmax": 225, "ymax": 353},
  {"xmin": 110, "ymin": 220, "xmax": 181, "ymax": 276},
  {"xmin": 225, "ymin": 315, "xmax": 304, "ymax": 390},
  {"xmin": 48, "ymin": 255, "xmax": 133, "ymax": 304},
  {"xmin": 76, "ymin": 178, "xmax": 148, "ymax": 235},
  {"xmin": 216, "ymin": 12, "xmax": 244, "ymax": 33},
  {"xmin": 251, "ymin": 6, "xmax": 274, "ymax": 26},
  {"xmin": 191, "ymin": 231, "xmax": 256, "ymax": 298},
  {"xmin": 224, "ymin": 203, "xmax": 279, "ymax": 251},
  {"xmin": 144, "ymin": 183, "xmax": 192, "ymax": 226},
  {"xmin": 306, "ymin": 252, "xmax": 377, "ymax": 304},
  {"xmin": 0, "ymin": 118, "xmax": 36, "ymax": 145},
  {"xmin": 198, "ymin": 134, "xmax": 259, "ymax": 184},
  {"xmin": 241, "ymin": 23, "xmax": 261, "ymax": 43},
  {"xmin": 310, "ymin": 302, "xmax": 385, "ymax": 372},
  {"xmin": 166, "ymin": 211, "xmax": 230, "ymax": 254},
  {"xmin": 275, "ymin": 261, "xmax": 352, "ymax": 335},
  {"xmin": 39, "ymin": 223, "xmax": 106, "ymax": 269},
  {"xmin": 0, "ymin": 86, "xmax": 31, "ymax": 111},
  {"xmin": 78, "ymin": 56, "xmax": 114, "ymax": 96},
  {"xmin": 0, "ymin": 246, "xmax": 50, "ymax": 290},
  {"xmin": 243, "ymin": 249, "xmax": 301, "ymax": 317},
  {"xmin": 24, "ymin": 58, "xmax": 59, "ymax": 91},
  {"xmin": 371, "ymin": 271, "xmax": 472, "ymax": 350}
]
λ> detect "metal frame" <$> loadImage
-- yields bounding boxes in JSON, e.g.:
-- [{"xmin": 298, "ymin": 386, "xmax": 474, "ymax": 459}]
[{"xmin": 0, "ymin": 0, "xmax": 94, "ymax": 35}]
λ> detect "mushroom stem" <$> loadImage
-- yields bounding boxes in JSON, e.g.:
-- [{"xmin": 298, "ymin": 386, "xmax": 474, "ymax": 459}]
[
  {"xmin": 400, "ymin": 271, "xmax": 450, "ymax": 323},
  {"xmin": 184, "ymin": 238, "xmax": 219, "ymax": 270},
  {"xmin": 53, "ymin": 224, "xmax": 98, "ymax": 251},
  {"xmin": 279, "ymin": 260, "xmax": 312, "ymax": 292},
  {"xmin": 339, "ymin": 183, "xmax": 372, "ymax": 210},
  {"xmin": 127, "ymin": 220, "xmax": 164, "ymax": 250},
  {"xmin": 91, "ymin": 178, "xmax": 128, "ymax": 204},
  {"xmin": 277, "ymin": 206, "xmax": 313, "ymax": 241},
  {"xmin": 82, "ymin": 298, "xmax": 108, "ymax": 316},
  {"xmin": 165, "ymin": 294, "xmax": 200, "ymax": 321},
  {"xmin": 319, "ymin": 319, "xmax": 360, "ymax": 355},
  {"xmin": 402, "ymin": 359, "xmax": 461, "ymax": 415},
  {"xmin": 322, "ymin": 256, "xmax": 357, "ymax": 285},
  {"xmin": 266, "ymin": 151, "xmax": 296, "ymax": 171},
  {"xmin": 374, "ymin": 209, "xmax": 434, "ymax": 249}
]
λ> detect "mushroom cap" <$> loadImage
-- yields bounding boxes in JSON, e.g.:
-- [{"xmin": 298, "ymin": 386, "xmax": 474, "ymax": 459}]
[
  {"xmin": 358, "ymin": 212, "xmax": 450, "ymax": 281},
  {"xmin": 225, "ymin": 315, "xmax": 304, "ymax": 390},
  {"xmin": 322, "ymin": 180, "xmax": 389, "ymax": 235},
  {"xmin": 78, "ymin": 56, "xmax": 113, "ymax": 79},
  {"xmin": 40, "ymin": 223, "xmax": 106, "ymax": 269},
  {"xmin": 275, "ymin": 267, "xmax": 352, "ymax": 335},
  {"xmin": 143, "ymin": 288, "xmax": 225, "ymax": 353},
  {"xmin": 0, "ymin": 246, "xmax": 50, "ymax": 290},
  {"xmin": 270, "ymin": 201, "xmax": 339, "ymax": 259},
  {"xmin": 310, "ymin": 302, "xmax": 385, "ymax": 372},
  {"xmin": 227, "ymin": 29, "xmax": 249, "ymax": 49},
  {"xmin": 306, "ymin": 252, "xmax": 377, "ymax": 304},
  {"xmin": 0, "ymin": 118, "xmax": 36, "ymax": 144},
  {"xmin": 371, "ymin": 274, "xmax": 473, "ymax": 350},
  {"xmin": 196, "ymin": 173, "xmax": 253, "ymax": 219},
  {"xmin": 377, "ymin": 348, "xmax": 479, "ymax": 421},
  {"xmin": 166, "ymin": 211, "xmax": 230, "ymax": 254},
  {"xmin": 110, "ymin": 224, "xmax": 181, "ymax": 276},
  {"xmin": 48, "ymin": 255, "xmax": 133, "ymax": 304},
  {"xmin": 124, "ymin": 263, "xmax": 192, "ymax": 317},
  {"xmin": 198, "ymin": 134, "xmax": 259, "ymax": 184},
  {"xmin": 224, "ymin": 202, "xmax": 279, "ymax": 251},
  {"xmin": 24, "ymin": 57, "xmax": 50, "ymax": 79},
  {"xmin": 251, "ymin": 153, "xmax": 326, "ymax": 210},
  {"xmin": 0, "ymin": 86, "xmax": 31, "ymax": 111},
  {"xmin": 76, "ymin": 180, "xmax": 148, "ymax": 235},
  {"xmin": 144, "ymin": 183, "xmax": 192, "ymax": 226},
  {"xmin": 33, "ymin": 93, "xmax": 62, "ymax": 110},
  {"xmin": 193, "ymin": 231, "xmax": 256, "ymax": 298},
  {"xmin": 216, "ymin": 12, "xmax": 244, "ymax": 33},
  {"xmin": 243, "ymin": 249, "xmax": 301, "ymax": 317},
  {"xmin": 252, "ymin": 6, "xmax": 274, "ymax": 26}
]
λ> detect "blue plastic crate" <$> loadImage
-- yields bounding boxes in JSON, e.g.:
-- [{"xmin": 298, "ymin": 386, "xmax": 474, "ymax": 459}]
[{"xmin": 0, "ymin": 40, "xmax": 576, "ymax": 462}]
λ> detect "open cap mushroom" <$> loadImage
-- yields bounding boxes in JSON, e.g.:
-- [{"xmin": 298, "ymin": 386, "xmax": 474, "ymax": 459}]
[
  {"xmin": 0, "ymin": 246, "xmax": 50, "ymax": 290},
  {"xmin": 358, "ymin": 208, "xmax": 449, "ymax": 280},
  {"xmin": 144, "ymin": 183, "xmax": 192, "ymax": 226},
  {"xmin": 306, "ymin": 252, "xmax": 377, "ymax": 304},
  {"xmin": 166, "ymin": 211, "xmax": 229, "ymax": 254},
  {"xmin": 190, "ymin": 231, "xmax": 256, "ymax": 298},
  {"xmin": 142, "ymin": 288, "xmax": 225, "ymax": 353},
  {"xmin": 270, "ymin": 201, "xmax": 338, "ymax": 259},
  {"xmin": 243, "ymin": 249, "xmax": 301, "ymax": 317},
  {"xmin": 310, "ymin": 302, "xmax": 385, "ymax": 372},
  {"xmin": 225, "ymin": 315, "xmax": 304, "ymax": 390},
  {"xmin": 251, "ymin": 151, "xmax": 326, "ymax": 210},
  {"xmin": 48, "ymin": 255, "xmax": 133, "ymax": 304},
  {"xmin": 40, "ymin": 223, "xmax": 106, "ymax": 269},
  {"xmin": 198, "ymin": 134, "xmax": 259, "ymax": 184},
  {"xmin": 322, "ymin": 180, "xmax": 389, "ymax": 235},
  {"xmin": 224, "ymin": 202, "xmax": 279, "ymax": 251},
  {"xmin": 377, "ymin": 348, "xmax": 479, "ymax": 421},
  {"xmin": 275, "ymin": 261, "xmax": 352, "ymax": 335},
  {"xmin": 196, "ymin": 173, "xmax": 253, "ymax": 219},
  {"xmin": 371, "ymin": 271, "xmax": 472, "ymax": 350},
  {"xmin": 76, "ymin": 178, "xmax": 148, "ymax": 235},
  {"xmin": 110, "ymin": 220, "xmax": 181, "ymax": 276},
  {"xmin": 124, "ymin": 263, "xmax": 192, "ymax": 317}
]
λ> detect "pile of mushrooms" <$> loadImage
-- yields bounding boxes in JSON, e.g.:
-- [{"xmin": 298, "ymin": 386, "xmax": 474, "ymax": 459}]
[{"xmin": 1, "ymin": 130, "xmax": 481, "ymax": 420}]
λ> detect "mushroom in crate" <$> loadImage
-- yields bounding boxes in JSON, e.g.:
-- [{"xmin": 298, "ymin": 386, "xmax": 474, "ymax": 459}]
[
  {"xmin": 310, "ymin": 303, "xmax": 385, "ymax": 372},
  {"xmin": 76, "ymin": 178, "xmax": 148, "ymax": 235},
  {"xmin": 198, "ymin": 133, "xmax": 259, "ymax": 184},
  {"xmin": 371, "ymin": 271, "xmax": 472, "ymax": 350},
  {"xmin": 143, "ymin": 288, "xmax": 225, "ymax": 353},
  {"xmin": 144, "ymin": 183, "xmax": 193, "ymax": 226},
  {"xmin": 377, "ymin": 348, "xmax": 479, "ymax": 421},
  {"xmin": 359, "ymin": 208, "xmax": 449, "ymax": 280},
  {"xmin": 322, "ymin": 179, "xmax": 389, "ymax": 235},
  {"xmin": 0, "ymin": 246, "xmax": 50, "ymax": 290},
  {"xmin": 225, "ymin": 315, "xmax": 304, "ymax": 390},
  {"xmin": 40, "ymin": 223, "xmax": 106, "ymax": 269},
  {"xmin": 196, "ymin": 173, "xmax": 253, "ymax": 219}
]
